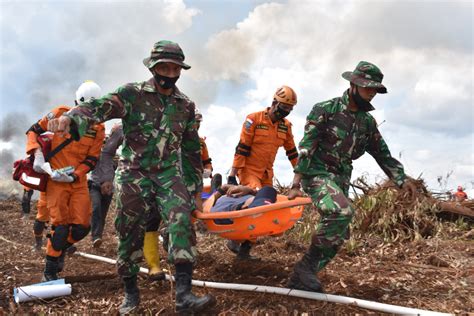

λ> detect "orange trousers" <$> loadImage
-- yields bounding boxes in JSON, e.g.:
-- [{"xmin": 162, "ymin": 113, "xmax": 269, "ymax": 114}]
[
  {"xmin": 45, "ymin": 180, "xmax": 92, "ymax": 257},
  {"xmin": 238, "ymin": 169, "xmax": 273, "ymax": 190},
  {"xmin": 36, "ymin": 191, "xmax": 50, "ymax": 222},
  {"xmin": 34, "ymin": 191, "xmax": 49, "ymax": 240}
]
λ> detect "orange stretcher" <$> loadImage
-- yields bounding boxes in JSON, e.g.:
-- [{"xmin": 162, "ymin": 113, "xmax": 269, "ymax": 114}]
[{"xmin": 193, "ymin": 193, "xmax": 312, "ymax": 241}]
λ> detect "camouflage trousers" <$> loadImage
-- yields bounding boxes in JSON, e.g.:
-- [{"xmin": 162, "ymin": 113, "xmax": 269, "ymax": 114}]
[
  {"xmin": 301, "ymin": 174, "xmax": 354, "ymax": 272},
  {"xmin": 115, "ymin": 174, "xmax": 197, "ymax": 277}
]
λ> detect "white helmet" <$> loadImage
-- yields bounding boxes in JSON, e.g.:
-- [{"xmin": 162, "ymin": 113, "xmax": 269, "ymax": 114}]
[{"xmin": 75, "ymin": 80, "xmax": 102, "ymax": 104}]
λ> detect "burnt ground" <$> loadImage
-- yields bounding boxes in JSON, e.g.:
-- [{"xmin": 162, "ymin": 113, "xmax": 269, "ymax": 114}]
[{"xmin": 0, "ymin": 198, "xmax": 472, "ymax": 315}]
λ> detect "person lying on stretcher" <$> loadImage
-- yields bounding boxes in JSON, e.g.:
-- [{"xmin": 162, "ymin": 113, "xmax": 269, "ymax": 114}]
[{"xmin": 209, "ymin": 185, "xmax": 277, "ymax": 261}]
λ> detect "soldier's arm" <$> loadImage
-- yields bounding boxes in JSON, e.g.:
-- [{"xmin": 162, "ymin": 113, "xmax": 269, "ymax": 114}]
[
  {"xmin": 181, "ymin": 104, "xmax": 204, "ymax": 195},
  {"xmin": 73, "ymin": 123, "xmax": 106, "ymax": 181},
  {"xmin": 26, "ymin": 106, "xmax": 69, "ymax": 155},
  {"xmin": 293, "ymin": 105, "xmax": 326, "ymax": 174},
  {"xmin": 366, "ymin": 125, "xmax": 406, "ymax": 187},
  {"xmin": 283, "ymin": 122, "xmax": 298, "ymax": 167},
  {"xmin": 64, "ymin": 84, "xmax": 132, "ymax": 140},
  {"xmin": 231, "ymin": 114, "xmax": 257, "ymax": 174}
]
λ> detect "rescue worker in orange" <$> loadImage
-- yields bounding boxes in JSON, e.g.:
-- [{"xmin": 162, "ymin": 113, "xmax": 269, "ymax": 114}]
[
  {"xmin": 453, "ymin": 186, "xmax": 468, "ymax": 202},
  {"xmin": 26, "ymin": 81, "xmax": 105, "ymax": 281},
  {"xmin": 228, "ymin": 85, "xmax": 299, "ymax": 189}
]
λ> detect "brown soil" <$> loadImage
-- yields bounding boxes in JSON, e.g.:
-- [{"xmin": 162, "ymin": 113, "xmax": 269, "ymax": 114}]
[{"xmin": 0, "ymin": 198, "xmax": 472, "ymax": 315}]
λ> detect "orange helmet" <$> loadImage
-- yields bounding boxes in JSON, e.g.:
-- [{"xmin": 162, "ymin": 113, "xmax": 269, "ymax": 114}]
[{"xmin": 273, "ymin": 85, "xmax": 297, "ymax": 106}]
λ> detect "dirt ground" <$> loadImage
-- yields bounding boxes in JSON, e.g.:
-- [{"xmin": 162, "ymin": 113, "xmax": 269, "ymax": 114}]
[{"xmin": 0, "ymin": 198, "xmax": 472, "ymax": 315}]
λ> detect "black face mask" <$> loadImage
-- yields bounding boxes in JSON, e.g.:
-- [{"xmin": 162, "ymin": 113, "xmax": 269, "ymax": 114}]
[
  {"xmin": 273, "ymin": 104, "xmax": 291, "ymax": 120},
  {"xmin": 351, "ymin": 86, "xmax": 373, "ymax": 112},
  {"xmin": 153, "ymin": 72, "xmax": 179, "ymax": 89}
]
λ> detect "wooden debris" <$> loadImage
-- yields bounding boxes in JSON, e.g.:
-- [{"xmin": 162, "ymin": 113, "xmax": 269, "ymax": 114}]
[{"xmin": 437, "ymin": 201, "xmax": 474, "ymax": 218}]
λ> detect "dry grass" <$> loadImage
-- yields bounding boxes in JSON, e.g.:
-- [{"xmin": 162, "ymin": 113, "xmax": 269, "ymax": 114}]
[{"xmin": 283, "ymin": 177, "xmax": 472, "ymax": 249}]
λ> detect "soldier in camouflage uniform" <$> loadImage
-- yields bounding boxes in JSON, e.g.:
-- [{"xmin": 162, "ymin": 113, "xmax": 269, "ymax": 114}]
[
  {"xmin": 47, "ymin": 40, "xmax": 216, "ymax": 314},
  {"xmin": 287, "ymin": 61, "xmax": 416, "ymax": 292}
]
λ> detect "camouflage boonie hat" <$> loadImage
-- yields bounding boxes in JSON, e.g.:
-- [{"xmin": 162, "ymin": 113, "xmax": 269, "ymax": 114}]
[
  {"xmin": 143, "ymin": 40, "xmax": 191, "ymax": 70},
  {"xmin": 342, "ymin": 61, "xmax": 387, "ymax": 93}
]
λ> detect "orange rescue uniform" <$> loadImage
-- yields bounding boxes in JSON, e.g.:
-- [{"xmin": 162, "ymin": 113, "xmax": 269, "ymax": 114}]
[
  {"xmin": 200, "ymin": 137, "xmax": 212, "ymax": 171},
  {"xmin": 232, "ymin": 108, "xmax": 298, "ymax": 189},
  {"xmin": 454, "ymin": 190, "xmax": 468, "ymax": 201},
  {"xmin": 26, "ymin": 106, "xmax": 105, "ymax": 257}
]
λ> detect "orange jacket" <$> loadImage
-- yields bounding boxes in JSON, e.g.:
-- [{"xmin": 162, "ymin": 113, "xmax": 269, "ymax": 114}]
[
  {"xmin": 454, "ymin": 191, "xmax": 468, "ymax": 199},
  {"xmin": 232, "ymin": 108, "xmax": 298, "ymax": 178},
  {"xmin": 26, "ymin": 106, "xmax": 105, "ymax": 185},
  {"xmin": 200, "ymin": 137, "xmax": 212, "ymax": 171}
]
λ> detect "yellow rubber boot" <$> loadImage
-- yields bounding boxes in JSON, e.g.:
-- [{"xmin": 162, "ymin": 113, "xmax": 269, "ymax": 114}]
[{"xmin": 144, "ymin": 231, "xmax": 165, "ymax": 281}]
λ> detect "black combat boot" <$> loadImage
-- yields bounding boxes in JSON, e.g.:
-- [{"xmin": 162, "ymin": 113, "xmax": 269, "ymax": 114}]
[
  {"xmin": 226, "ymin": 240, "xmax": 240, "ymax": 254},
  {"xmin": 119, "ymin": 275, "xmax": 140, "ymax": 315},
  {"xmin": 42, "ymin": 256, "xmax": 59, "ymax": 282},
  {"xmin": 175, "ymin": 262, "xmax": 216, "ymax": 314},
  {"xmin": 57, "ymin": 251, "xmax": 66, "ymax": 273},
  {"xmin": 287, "ymin": 245, "xmax": 323, "ymax": 292},
  {"xmin": 34, "ymin": 236, "xmax": 43, "ymax": 251},
  {"xmin": 237, "ymin": 241, "xmax": 260, "ymax": 261},
  {"xmin": 33, "ymin": 220, "xmax": 46, "ymax": 251}
]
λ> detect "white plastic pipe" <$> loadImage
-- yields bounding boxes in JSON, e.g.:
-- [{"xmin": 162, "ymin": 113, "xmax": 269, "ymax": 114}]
[
  {"xmin": 14, "ymin": 283, "xmax": 72, "ymax": 303},
  {"xmin": 76, "ymin": 251, "xmax": 451, "ymax": 316}
]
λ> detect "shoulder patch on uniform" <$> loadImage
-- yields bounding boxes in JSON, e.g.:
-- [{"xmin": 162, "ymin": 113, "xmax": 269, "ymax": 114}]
[
  {"xmin": 277, "ymin": 122, "xmax": 288, "ymax": 133},
  {"xmin": 244, "ymin": 118, "xmax": 253, "ymax": 130},
  {"xmin": 46, "ymin": 112, "xmax": 55, "ymax": 120}
]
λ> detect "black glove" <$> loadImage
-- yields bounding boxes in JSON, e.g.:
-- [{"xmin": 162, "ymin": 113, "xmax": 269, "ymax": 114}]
[{"xmin": 227, "ymin": 176, "xmax": 238, "ymax": 185}]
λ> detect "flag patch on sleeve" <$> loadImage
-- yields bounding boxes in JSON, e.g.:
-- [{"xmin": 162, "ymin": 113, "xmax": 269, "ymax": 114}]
[{"xmin": 244, "ymin": 118, "xmax": 253, "ymax": 130}]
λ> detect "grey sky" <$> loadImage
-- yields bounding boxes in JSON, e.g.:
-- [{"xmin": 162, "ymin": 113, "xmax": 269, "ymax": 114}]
[{"xmin": 0, "ymin": 0, "xmax": 472, "ymax": 196}]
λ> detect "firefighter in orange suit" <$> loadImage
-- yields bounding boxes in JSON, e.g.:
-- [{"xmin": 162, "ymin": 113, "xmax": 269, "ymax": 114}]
[
  {"xmin": 26, "ymin": 81, "xmax": 105, "ymax": 281},
  {"xmin": 228, "ymin": 86, "xmax": 298, "ymax": 189},
  {"xmin": 453, "ymin": 186, "xmax": 468, "ymax": 202}
]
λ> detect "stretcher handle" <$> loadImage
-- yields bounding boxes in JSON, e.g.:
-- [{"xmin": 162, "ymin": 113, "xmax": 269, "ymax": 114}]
[{"xmin": 193, "ymin": 197, "xmax": 312, "ymax": 220}]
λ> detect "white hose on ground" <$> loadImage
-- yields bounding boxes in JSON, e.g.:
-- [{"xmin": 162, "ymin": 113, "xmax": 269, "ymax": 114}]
[{"xmin": 76, "ymin": 251, "xmax": 451, "ymax": 316}]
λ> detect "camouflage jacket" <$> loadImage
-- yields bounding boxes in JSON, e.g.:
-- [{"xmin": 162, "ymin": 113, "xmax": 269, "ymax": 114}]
[
  {"xmin": 65, "ymin": 78, "xmax": 203, "ymax": 194},
  {"xmin": 294, "ymin": 90, "xmax": 406, "ymax": 187}
]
